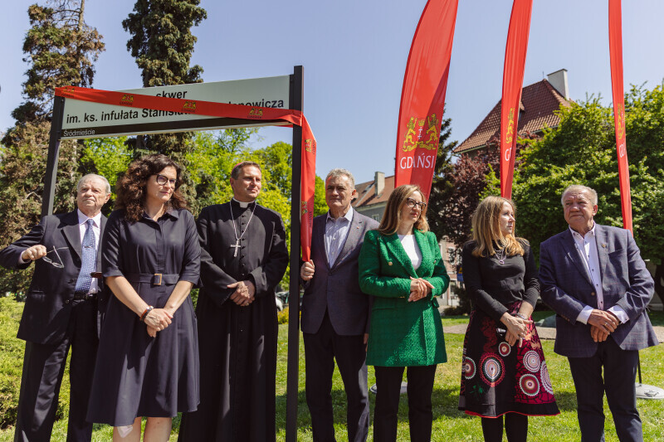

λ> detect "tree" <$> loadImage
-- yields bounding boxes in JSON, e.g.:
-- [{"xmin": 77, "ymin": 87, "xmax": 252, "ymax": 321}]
[
  {"xmin": 513, "ymin": 83, "xmax": 664, "ymax": 302},
  {"xmin": 428, "ymin": 112, "xmax": 497, "ymax": 250},
  {"xmin": 11, "ymin": 0, "xmax": 104, "ymax": 123},
  {"xmin": 122, "ymin": 0, "xmax": 207, "ymax": 188},
  {"xmin": 0, "ymin": 0, "xmax": 104, "ymax": 295}
]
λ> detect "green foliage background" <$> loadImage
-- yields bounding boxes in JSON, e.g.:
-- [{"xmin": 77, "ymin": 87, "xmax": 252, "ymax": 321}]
[{"xmin": 513, "ymin": 83, "xmax": 664, "ymax": 266}]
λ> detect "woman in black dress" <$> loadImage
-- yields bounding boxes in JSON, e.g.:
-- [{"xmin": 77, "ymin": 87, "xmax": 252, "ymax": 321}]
[
  {"xmin": 459, "ymin": 196, "xmax": 558, "ymax": 442},
  {"xmin": 87, "ymin": 154, "xmax": 200, "ymax": 442}
]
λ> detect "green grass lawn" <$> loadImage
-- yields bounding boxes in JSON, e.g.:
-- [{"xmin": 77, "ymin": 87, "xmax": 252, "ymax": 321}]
[{"xmin": 1, "ymin": 299, "xmax": 663, "ymax": 441}]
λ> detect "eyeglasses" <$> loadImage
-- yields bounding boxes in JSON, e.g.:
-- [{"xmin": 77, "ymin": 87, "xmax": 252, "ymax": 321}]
[
  {"xmin": 155, "ymin": 174, "xmax": 177, "ymax": 186},
  {"xmin": 42, "ymin": 246, "xmax": 68, "ymax": 268},
  {"xmin": 405, "ymin": 198, "xmax": 427, "ymax": 210}
]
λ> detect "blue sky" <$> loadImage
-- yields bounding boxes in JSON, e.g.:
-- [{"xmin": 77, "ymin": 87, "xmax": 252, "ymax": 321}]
[{"xmin": 1, "ymin": 0, "xmax": 663, "ymax": 185}]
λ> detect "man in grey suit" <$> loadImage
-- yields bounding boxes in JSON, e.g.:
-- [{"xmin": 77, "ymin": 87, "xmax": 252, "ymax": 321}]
[
  {"xmin": 540, "ymin": 184, "xmax": 658, "ymax": 442},
  {"xmin": 0, "ymin": 174, "xmax": 110, "ymax": 442},
  {"xmin": 300, "ymin": 169, "xmax": 379, "ymax": 442}
]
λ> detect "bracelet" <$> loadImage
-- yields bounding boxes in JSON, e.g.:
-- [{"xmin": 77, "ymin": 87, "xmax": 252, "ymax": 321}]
[
  {"xmin": 140, "ymin": 306, "xmax": 154, "ymax": 322},
  {"xmin": 515, "ymin": 312, "xmax": 528, "ymax": 320}
]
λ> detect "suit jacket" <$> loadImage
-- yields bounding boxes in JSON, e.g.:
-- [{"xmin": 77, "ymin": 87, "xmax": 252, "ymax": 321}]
[
  {"xmin": 300, "ymin": 210, "xmax": 379, "ymax": 336},
  {"xmin": 359, "ymin": 229, "xmax": 449, "ymax": 367},
  {"xmin": 0, "ymin": 211, "xmax": 107, "ymax": 345},
  {"xmin": 539, "ymin": 224, "xmax": 658, "ymax": 358}
]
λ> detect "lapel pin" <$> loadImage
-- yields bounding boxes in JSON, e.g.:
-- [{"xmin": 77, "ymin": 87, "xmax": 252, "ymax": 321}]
[
  {"xmin": 602, "ymin": 243, "xmax": 607, "ymax": 248},
  {"xmin": 388, "ymin": 262, "xmax": 393, "ymax": 266}
]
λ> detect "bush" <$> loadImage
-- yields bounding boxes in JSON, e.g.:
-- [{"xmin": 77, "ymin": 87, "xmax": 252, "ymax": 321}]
[
  {"xmin": 277, "ymin": 307, "xmax": 290, "ymax": 324},
  {"xmin": 0, "ymin": 297, "xmax": 24, "ymax": 428}
]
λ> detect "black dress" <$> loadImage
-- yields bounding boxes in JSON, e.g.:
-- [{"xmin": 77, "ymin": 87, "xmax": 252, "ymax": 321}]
[
  {"xmin": 458, "ymin": 240, "xmax": 559, "ymax": 418},
  {"xmin": 87, "ymin": 208, "xmax": 201, "ymax": 426}
]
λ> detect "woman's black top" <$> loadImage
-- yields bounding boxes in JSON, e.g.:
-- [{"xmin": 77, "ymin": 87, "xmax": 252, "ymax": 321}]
[{"xmin": 462, "ymin": 239, "xmax": 539, "ymax": 322}]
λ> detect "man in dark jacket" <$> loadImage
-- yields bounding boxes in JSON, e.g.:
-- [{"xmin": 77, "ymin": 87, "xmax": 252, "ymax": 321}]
[
  {"xmin": 300, "ymin": 168, "xmax": 379, "ymax": 442},
  {"xmin": 0, "ymin": 174, "xmax": 110, "ymax": 442}
]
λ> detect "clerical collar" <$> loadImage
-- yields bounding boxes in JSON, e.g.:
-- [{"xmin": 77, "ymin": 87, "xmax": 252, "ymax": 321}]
[{"xmin": 232, "ymin": 198, "xmax": 256, "ymax": 208}]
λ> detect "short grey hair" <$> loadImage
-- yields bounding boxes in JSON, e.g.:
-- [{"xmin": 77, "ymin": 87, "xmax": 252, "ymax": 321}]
[
  {"xmin": 325, "ymin": 168, "xmax": 355, "ymax": 189},
  {"xmin": 78, "ymin": 174, "xmax": 111, "ymax": 195},
  {"xmin": 561, "ymin": 184, "xmax": 598, "ymax": 206}
]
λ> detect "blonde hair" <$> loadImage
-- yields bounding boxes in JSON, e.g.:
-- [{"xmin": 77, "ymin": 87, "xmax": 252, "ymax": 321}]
[
  {"xmin": 378, "ymin": 184, "xmax": 429, "ymax": 235},
  {"xmin": 471, "ymin": 196, "xmax": 525, "ymax": 257}
]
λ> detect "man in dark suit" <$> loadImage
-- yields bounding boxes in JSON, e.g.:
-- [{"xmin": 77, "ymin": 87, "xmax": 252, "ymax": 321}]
[
  {"xmin": 300, "ymin": 168, "xmax": 379, "ymax": 442},
  {"xmin": 540, "ymin": 184, "xmax": 658, "ymax": 442},
  {"xmin": 0, "ymin": 174, "xmax": 110, "ymax": 442}
]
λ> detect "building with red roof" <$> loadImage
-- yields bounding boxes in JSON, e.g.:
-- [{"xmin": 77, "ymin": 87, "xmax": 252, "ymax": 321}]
[{"xmin": 454, "ymin": 69, "xmax": 573, "ymax": 154}]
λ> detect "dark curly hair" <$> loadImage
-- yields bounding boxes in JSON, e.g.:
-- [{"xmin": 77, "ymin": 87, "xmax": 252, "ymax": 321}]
[{"xmin": 115, "ymin": 154, "xmax": 188, "ymax": 222}]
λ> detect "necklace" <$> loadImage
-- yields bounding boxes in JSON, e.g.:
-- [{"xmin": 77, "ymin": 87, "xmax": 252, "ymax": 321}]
[
  {"xmin": 494, "ymin": 247, "xmax": 507, "ymax": 265},
  {"xmin": 229, "ymin": 202, "xmax": 256, "ymax": 257}
]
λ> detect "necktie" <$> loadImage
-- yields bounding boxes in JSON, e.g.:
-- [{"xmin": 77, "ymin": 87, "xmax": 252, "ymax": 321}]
[{"xmin": 75, "ymin": 219, "xmax": 96, "ymax": 294}]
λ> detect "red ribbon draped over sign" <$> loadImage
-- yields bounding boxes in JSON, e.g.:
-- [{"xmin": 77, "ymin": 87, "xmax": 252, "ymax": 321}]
[
  {"xmin": 54, "ymin": 85, "xmax": 317, "ymax": 260},
  {"xmin": 608, "ymin": 0, "xmax": 633, "ymax": 232},
  {"xmin": 500, "ymin": 0, "xmax": 533, "ymax": 200},
  {"xmin": 394, "ymin": 0, "xmax": 459, "ymax": 200}
]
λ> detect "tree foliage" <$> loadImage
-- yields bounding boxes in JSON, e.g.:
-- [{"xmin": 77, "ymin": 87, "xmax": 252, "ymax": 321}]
[
  {"xmin": 122, "ymin": 0, "xmax": 207, "ymax": 184},
  {"xmin": 11, "ymin": 0, "xmax": 104, "ymax": 123},
  {"xmin": 513, "ymin": 86, "xmax": 664, "ymax": 257},
  {"xmin": 0, "ymin": 0, "xmax": 104, "ymax": 295}
]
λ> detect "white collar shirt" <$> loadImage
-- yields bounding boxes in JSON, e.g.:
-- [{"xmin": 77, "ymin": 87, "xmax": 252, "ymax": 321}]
[
  {"xmin": 571, "ymin": 223, "xmax": 628, "ymax": 324},
  {"xmin": 324, "ymin": 207, "xmax": 353, "ymax": 267}
]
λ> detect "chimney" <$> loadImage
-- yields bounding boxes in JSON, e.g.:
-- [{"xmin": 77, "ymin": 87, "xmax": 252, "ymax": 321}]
[
  {"xmin": 547, "ymin": 69, "xmax": 569, "ymax": 100},
  {"xmin": 374, "ymin": 171, "xmax": 385, "ymax": 197}
]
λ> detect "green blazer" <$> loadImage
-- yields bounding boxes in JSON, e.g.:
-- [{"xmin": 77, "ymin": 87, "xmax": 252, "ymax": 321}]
[{"xmin": 359, "ymin": 229, "xmax": 448, "ymax": 367}]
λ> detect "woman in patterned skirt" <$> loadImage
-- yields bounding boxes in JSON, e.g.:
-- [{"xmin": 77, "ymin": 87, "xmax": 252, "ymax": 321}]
[{"xmin": 459, "ymin": 196, "xmax": 559, "ymax": 442}]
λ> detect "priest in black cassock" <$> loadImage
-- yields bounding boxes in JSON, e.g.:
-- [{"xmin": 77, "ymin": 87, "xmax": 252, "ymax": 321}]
[{"xmin": 178, "ymin": 161, "xmax": 288, "ymax": 442}]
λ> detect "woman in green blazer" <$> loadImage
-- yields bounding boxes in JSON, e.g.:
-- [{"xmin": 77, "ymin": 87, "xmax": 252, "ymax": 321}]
[{"xmin": 359, "ymin": 184, "xmax": 448, "ymax": 442}]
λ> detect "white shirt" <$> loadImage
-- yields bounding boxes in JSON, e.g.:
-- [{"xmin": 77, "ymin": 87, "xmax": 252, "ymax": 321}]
[
  {"xmin": 571, "ymin": 224, "xmax": 628, "ymax": 324},
  {"xmin": 398, "ymin": 233, "xmax": 422, "ymax": 270},
  {"xmin": 78, "ymin": 210, "xmax": 103, "ymax": 294},
  {"xmin": 325, "ymin": 207, "xmax": 353, "ymax": 267}
]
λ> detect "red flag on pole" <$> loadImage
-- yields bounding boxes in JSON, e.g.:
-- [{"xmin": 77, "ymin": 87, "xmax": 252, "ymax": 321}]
[
  {"xmin": 394, "ymin": 0, "xmax": 459, "ymax": 200},
  {"xmin": 608, "ymin": 0, "xmax": 633, "ymax": 232},
  {"xmin": 500, "ymin": 0, "xmax": 533, "ymax": 199},
  {"xmin": 300, "ymin": 119, "xmax": 316, "ymax": 261}
]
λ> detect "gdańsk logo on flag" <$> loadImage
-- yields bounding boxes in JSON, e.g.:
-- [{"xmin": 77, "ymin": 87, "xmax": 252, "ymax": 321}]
[{"xmin": 401, "ymin": 114, "xmax": 440, "ymax": 152}]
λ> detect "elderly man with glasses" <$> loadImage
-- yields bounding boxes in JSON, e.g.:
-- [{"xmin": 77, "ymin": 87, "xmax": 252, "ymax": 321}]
[{"xmin": 0, "ymin": 174, "xmax": 110, "ymax": 442}]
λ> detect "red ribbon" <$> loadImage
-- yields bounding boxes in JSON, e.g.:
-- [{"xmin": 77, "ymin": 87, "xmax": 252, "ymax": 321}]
[{"xmin": 55, "ymin": 85, "xmax": 317, "ymax": 259}]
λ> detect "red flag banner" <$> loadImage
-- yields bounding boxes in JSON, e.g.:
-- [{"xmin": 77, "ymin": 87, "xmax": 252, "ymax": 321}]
[
  {"xmin": 500, "ymin": 0, "xmax": 533, "ymax": 199},
  {"xmin": 608, "ymin": 0, "xmax": 633, "ymax": 232},
  {"xmin": 299, "ymin": 118, "xmax": 316, "ymax": 261},
  {"xmin": 54, "ymin": 85, "xmax": 317, "ymax": 259},
  {"xmin": 395, "ymin": 0, "xmax": 459, "ymax": 200}
]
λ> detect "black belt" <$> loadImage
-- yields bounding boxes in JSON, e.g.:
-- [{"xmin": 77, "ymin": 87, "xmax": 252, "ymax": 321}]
[
  {"xmin": 73, "ymin": 292, "xmax": 97, "ymax": 300},
  {"xmin": 125, "ymin": 273, "xmax": 179, "ymax": 286}
]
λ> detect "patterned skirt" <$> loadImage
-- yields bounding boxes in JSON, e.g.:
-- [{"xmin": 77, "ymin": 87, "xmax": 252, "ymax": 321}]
[{"xmin": 458, "ymin": 302, "xmax": 560, "ymax": 418}]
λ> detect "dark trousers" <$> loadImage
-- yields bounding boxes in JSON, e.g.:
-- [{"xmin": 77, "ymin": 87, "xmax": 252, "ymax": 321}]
[
  {"xmin": 373, "ymin": 364, "xmax": 437, "ymax": 442},
  {"xmin": 568, "ymin": 337, "xmax": 642, "ymax": 442},
  {"xmin": 15, "ymin": 299, "xmax": 98, "ymax": 442},
  {"xmin": 304, "ymin": 312, "xmax": 370, "ymax": 442},
  {"xmin": 481, "ymin": 414, "xmax": 528, "ymax": 442}
]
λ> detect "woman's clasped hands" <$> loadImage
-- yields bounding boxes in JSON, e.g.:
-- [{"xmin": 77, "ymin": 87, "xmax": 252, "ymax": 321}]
[
  {"xmin": 144, "ymin": 308, "xmax": 174, "ymax": 337},
  {"xmin": 501, "ymin": 312, "xmax": 532, "ymax": 347},
  {"xmin": 409, "ymin": 276, "xmax": 434, "ymax": 302}
]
